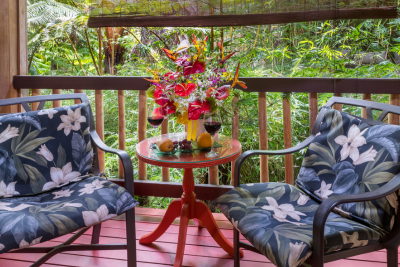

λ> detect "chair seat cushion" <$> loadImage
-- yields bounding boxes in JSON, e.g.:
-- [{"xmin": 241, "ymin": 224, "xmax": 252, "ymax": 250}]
[
  {"xmin": 0, "ymin": 176, "xmax": 138, "ymax": 254},
  {"xmin": 213, "ymin": 183, "xmax": 382, "ymax": 267}
]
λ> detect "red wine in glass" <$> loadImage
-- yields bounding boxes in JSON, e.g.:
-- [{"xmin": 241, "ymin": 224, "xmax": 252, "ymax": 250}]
[
  {"xmin": 147, "ymin": 116, "xmax": 164, "ymax": 127},
  {"xmin": 204, "ymin": 121, "xmax": 222, "ymax": 135}
]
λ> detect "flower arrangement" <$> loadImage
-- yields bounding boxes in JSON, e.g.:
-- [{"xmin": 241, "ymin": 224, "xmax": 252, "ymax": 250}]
[{"xmin": 146, "ymin": 34, "xmax": 246, "ymax": 125}]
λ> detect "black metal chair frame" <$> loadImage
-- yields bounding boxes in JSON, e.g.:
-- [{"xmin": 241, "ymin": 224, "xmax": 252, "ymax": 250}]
[
  {"xmin": 232, "ymin": 96, "xmax": 400, "ymax": 267},
  {"xmin": 0, "ymin": 94, "xmax": 137, "ymax": 267}
]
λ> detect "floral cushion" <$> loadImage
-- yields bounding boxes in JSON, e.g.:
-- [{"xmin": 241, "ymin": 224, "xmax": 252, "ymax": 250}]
[
  {"xmin": 0, "ymin": 103, "xmax": 93, "ymax": 197},
  {"xmin": 0, "ymin": 176, "xmax": 138, "ymax": 254},
  {"xmin": 296, "ymin": 108, "xmax": 400, "ymax": 233},
  {"xmin": 213, "ymin": 183, "xmax": 382, "ymax": 267}
]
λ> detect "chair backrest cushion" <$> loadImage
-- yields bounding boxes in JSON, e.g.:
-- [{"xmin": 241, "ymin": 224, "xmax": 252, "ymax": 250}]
[
  {"xmin": 0, "ymin": 102, "xmax": 93, "ymax": 197},
  {"xmin": 296, "ymin": 107, "xmax": 400, "ymax": 233}
]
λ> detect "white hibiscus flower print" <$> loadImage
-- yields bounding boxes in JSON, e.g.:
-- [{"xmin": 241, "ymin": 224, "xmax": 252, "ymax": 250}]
[
  {"xmin": 0, "ymin": 203, "xmax": 32, "ymax": 211},
  {"xmin": 42, "ymin": 162, "xmax": 81, "ymax": 191},
  {"xmin": 288, "ymin": 242, "xmax": 311, "ymax": 267},
  {"xmin": 0, "ymin": 181, "xmax": 19, "ymax": 197},
  {"xmin": 0, "ymin": 124, "xmax": 19, "ymax": 144},
  {"xmin": 334, "ymin": 124, "xmax": 367, "ymax": 161},
  {"xmin": 37, "ymin": 144, "xmax": 54, "ymax": 162},
  {"xmin": 261, "ymin": 197, "xmax": 306, "ymax": 226},
  {"xmin": 340, "ymin": 231, "xmax": 368, "ymax": 248},
  {"xmin": 78, "ymin": 179, "xmax": 107, "ymax": 196},
  {"xmin": 57, "ymin": 107, "xmax": 86, "ymax": 136},
  {"xmin": 19, "ymin": 237, "xmax": 42, "ymax": 248},
  {"xmin": 352, "ymin": 146, "xmax": 377, "ymax": 165},
  {"xmin": 52, "ymin": 189, "xmax": 74, "ymax": 199},
  {"xmin": 63, "ymin": 203, "xmax": 83, "ymax": 208},
  {"xmin": 38, "ymin": 109, "xmax": 58, "ymax": 119},
  {"xmin": 314, "ymin": 181, "xmax": 333, "ymax": 200},
  {"xmin": 0, "ymin": 243, "xmax": 4, "ymax": 251},
  {"xmin": 82, "ymin": 205, "xmax": 117, "ymax": 227},
  {"xmin": 297, "ymin": 193, "xmax": 310, "ymax": 206}
]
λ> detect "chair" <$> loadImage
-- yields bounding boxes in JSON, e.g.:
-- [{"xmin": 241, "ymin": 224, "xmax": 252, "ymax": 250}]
[
  {"xmin": 213, "ymin": 97, "xmax": 400, "ymax": 267},
  {"xmin": 0, "ymin": 93, "xmax": 138, "ymax": 267}
]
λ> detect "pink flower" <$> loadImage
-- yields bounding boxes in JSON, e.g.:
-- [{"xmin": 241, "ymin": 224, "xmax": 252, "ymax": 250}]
[
  {"xmin": 261, "ymin": 197, "xmax": 306, "ymax": 226},
  {"xmin": 314, "ymin": 181, "xmax": 333, "ymax": 200},
  {"xmin": 334, "ymin": 124, "xmax": 367, "ymax": 161},
  {"xmin": 353, "ymin": 146, "xmax": 377, "ymax": 165}
]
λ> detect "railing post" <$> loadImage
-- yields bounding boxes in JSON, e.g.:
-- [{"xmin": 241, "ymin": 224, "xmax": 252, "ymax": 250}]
[
  {"xmin": 231, "ymin": 95, "xmax": 239, "ymax": 185},
  {"xmin": 118, "ymin": 90, "xmax": 126, "ymax": 178},
  {"xmin": 209, "ymin": 166, "xmax": 219, "ymax": 185},
  {"xmin": 74, "ymin": 89, "xmax": 83, "ymax": 104},
  {"xmin": 52, "ymin": 89, "xmax": 62, "ymax": 108},
  {"xmin": 138, "ymin": 90, "xmax": 147, "ymax": 180},
  {"xmin": 389, "ymin": 94, "xmax": 399, "ymax": 125},
  {"xmin": 258, "ymin": 92, "xmax": 268, "ymax": 183},
  {"xmin": 333, "ymin": 93, "xmax": 342, "ymax": 111},
  {"xmin": 31, "ymin": 89, "xmax": 41, "ymax": 110},
  {"xmin": 309, "ymin": 93, "xmax": 318, "ymax": 133},
  {"xmin": 283, "ymin": 93, "xmax": 293, "ymax": 184},
  {"xmin": 161, "ymin": 118, "xmax": 170, "ymax": 181},
  {"xmin": 361, "ymin": 93, "xmax": 371, "ymax": 118},
  {"xmin": 95, "ymin": 90, "xmax": 105, "ymax": 173}
]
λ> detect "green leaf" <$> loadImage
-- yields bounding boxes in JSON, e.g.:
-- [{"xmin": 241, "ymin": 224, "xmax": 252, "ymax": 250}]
[
  {"xmin": 296, "ymin": 204, "xmax": 319, "ymax": 213},
  {"xmin": 49, "ymin": 214, "xmax": 79, "ymax": 235},
  {"xmin": 86, "ymin": 141, "xmax": 92, "ymax": 153},
  {"xmin": 85, "ymin": 198, "xmax": 98, "ymax": 211},
  {"xmin": 13, "ymin": 155, "xmax": 28, "ymax": 182},
  {"xmin": 32, "ymin": 212, "xmax": 55, "ymax": 236},
  {"xmin": 18, "ymin": 151, "xmax": 47, "ymax": 167},
  {"xmin": 57, "ymin": 144, "xmax": 66, "ymax": 168},
  {"xmin": 17, "ymin": 137, "xmax": 54, "ymax": 154},
  {"xmin": 15, "ymin": 128, "xmax": 43, "ymax": 152},
  {"xmin": 83, "ymin": 127, "xmax": 90, "ymax": 136},
  {"xmin": 11, "ymin": 123, "xmax": 25, "ymax": 153},
  {"xmin": 24, "ymin": 164, "xmax": 47, "ymax": 194},
  {"xmin": 363, "ymin": 172, "xmax": 395, "ymax": 184}
]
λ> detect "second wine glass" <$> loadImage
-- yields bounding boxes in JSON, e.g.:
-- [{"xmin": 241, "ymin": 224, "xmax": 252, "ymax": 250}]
[
  {"xmin": 203, "ymin": 112, "xmax": 222, "ymax": 158},
  {"xmin": 148, "ymin": 101, "xmax": 165, "ymax": 143}
]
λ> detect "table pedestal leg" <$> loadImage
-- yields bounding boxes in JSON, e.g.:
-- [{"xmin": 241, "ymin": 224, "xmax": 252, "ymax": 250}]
[
  {"xmin": 192, "ymin": 218, "xmax": 204, "ymax": 227},
  {"xmin": 138, "ymin": 199, "xmax": 182, "ymax": 244},
  {"xmin": 174, "ymin": 203, "xmax": 190, "ymax": 267}
]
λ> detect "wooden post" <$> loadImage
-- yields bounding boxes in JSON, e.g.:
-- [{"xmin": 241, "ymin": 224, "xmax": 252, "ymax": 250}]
[
  {"xmin": 161, "ymin": 118, "xmax": 170, "ymax": 182},
  {"xmin": 231, "ymin": 95, "xmax": 239, "ymax": 185},
  {"xmin": 389, "ymin": 94, "xmax": 400, "ymax": 125},
  {"xmin": 333, "ymin": 93, "xmax": 342, "ymax": 111},
  {"xmin": 209, "ymin": 166, "xmax": 219, "ymax": 185},
  {"xmin": 283, "ymin": 94, "xmax": 293, "ymax": 184},
  {"xmin": 31, "ymin": 89, "xmax": 41, "ymax": 111},
  {"xmin": 18, "ymin": 0, "xmax": 28, "ymax": 101},
  {"xmin": 0, "ymin": 0, "xmax": 25, "ymax": 113},
  {"xmin": 138, "ymin": 90, "xmax": 147, "ymax": 180},
  {"xmin": 361, "ymin": 93, "xmax": 371, "ymax": 118},
  {"xmin": 258, "ymin": 92, "xmax": 269, "ymax": 183},
  {"xmin": 118, "ymin": 90, "xmax": 126, "ymax": 178},
  {"xmin": 52, "ymin": 89, "xmax": 62, "ymax": 108},
  {"xmin": 309, "ymin": 93, "xmax": 318, "ymax": 134},
  {"xmin": 74, "ymin": 89, "xmax": 83, "ymax": 104},
  {"xmin": 95, "ymin": 90, "xmax": 105, "ymax": 173}
]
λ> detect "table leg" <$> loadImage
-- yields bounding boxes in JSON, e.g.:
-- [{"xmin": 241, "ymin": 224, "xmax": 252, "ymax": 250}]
[
  {"xmin": 174, "ymin": 203, "xmax": 190, "ymax": 267},
  {"xmin": 192, "ymin": 218, "xmax": 204, "ymax": 228},
  {"xmin": 139, "ymin": 199, "xmax": 182, "ymax": 244},
  {"xmin": 194, "ymin": 200, "xmax": 244, "ymax": 258}
]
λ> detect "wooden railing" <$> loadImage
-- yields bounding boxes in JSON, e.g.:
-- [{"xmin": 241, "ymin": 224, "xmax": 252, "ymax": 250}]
[{"xmin": 12, "ymin": 76, "xmax": 400, "ymax": 194}]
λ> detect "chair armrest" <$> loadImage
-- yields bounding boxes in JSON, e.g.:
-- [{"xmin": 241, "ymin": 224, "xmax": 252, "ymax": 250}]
[
  {"xmin": 233, "ymin": 135, "xmax": 315, "ymax": 186},
  {"xmin": 311, "ymin": 173, "xmax": 400, "ymax": 263},
  {"xmin": 90, "ymin": 130, "xmax": 135, "ymax": 196}
]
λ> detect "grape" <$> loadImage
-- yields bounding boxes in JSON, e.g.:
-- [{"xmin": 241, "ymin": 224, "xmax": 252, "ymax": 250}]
[{"xmin": 173, "ymin": 141, "xmax": 178, "ymax": 145}]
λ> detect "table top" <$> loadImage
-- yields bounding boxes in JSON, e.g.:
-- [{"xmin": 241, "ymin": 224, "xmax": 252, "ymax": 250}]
[{"xmin": 136, "ymin": 133, "xmax": 242, "ymax": 169}]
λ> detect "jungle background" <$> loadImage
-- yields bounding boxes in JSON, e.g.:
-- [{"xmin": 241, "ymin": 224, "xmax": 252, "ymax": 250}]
[{"xmin": 28, "ymin": 0, "xmax": 400, "ymax": 208}]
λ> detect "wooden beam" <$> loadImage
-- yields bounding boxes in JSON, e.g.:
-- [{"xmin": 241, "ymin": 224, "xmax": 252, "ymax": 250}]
[
  {"xmin": 0, "ymin": 0, "xmax": 20, "ymax": 113},
  {"xmin": 15, "ymin": 76, "xmax": 400, "ymax": 94},
  {"xmin": 258, "ymin": 92, "xmax": 268, "ymax": 183},
  {"xmin": 231, "ymin": 95, "xmax": 239, "ymax": 185},
  {"xmin": 283, "ymin": 94, "xmax": 293, "ymax": 184},
  {"xmin": 88, "ymin": 7, "xmax": 397, "ymax": 28},
  {"xmin": 309, "ymin": 93, "xmax": 318, "ymax": 134},
  {"xmin": 138, "ymin": 90, "xmax": 147, "ymax": 180},
  {"xmin": 109, "ymin": 179, "xmax": 233, "ymax": 200},
  {"xmin": 361, "ymin": 93, "xmax": 371, "ymax": 118}
]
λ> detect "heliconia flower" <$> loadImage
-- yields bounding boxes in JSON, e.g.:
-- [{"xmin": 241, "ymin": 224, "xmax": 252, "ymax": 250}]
[
  {"xmin": 161, "ymin": 48, "xmax": 177, "ymax": 61},
  {"xmin": 175, "ymin": 83, "xmax": 196, "ymax": 97},
  {"xmin": 231, "ymin": 63, "xmax": 247, "ymax": 89},
  {"xmin": 206, "ymin": 85, "xmax": 231, "ymax": 100},
  {"xmin": 183, "ymin": 60, "xmax": 206, "ymax": 75}
]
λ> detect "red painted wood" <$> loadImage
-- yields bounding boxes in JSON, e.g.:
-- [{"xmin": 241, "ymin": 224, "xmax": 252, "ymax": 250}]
[{"xmin": 174, "ymin": 203, "xmax": 190, "ymax": 267}]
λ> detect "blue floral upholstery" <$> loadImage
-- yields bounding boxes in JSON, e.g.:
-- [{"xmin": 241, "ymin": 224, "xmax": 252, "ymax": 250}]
[
  {"xmin": 297, "ymin": 108, "xmax": 400, "ymax": 233},
  {"xmin": 0, "ymin": 103, "xmax": 138, "ymax": 253},
  {"xmin": 0, "ymin": 176, "xmax": 137, "ymax": 253},
  {"xmin": 0, "ymin": 103, "xmax": 93, "ymax": 197},
  {"xmin": 213, "ymin": 183, "xmax": 382, "ymax": 267}
]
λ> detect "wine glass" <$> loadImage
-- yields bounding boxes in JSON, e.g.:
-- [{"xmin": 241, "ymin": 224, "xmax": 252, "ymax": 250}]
[
  {"xmin": 203, "ymin": 112, "xmax": 222, "ymax": 158},
  {"xmin": 148, "ymin": 101, "xmax": 165, "ymax": 144}
]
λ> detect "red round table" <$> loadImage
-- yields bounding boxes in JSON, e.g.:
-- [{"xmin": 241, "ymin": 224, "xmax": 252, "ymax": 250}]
[{"xmin": 136, "ymin": 133, "xmax": 244, "ymax": 267}]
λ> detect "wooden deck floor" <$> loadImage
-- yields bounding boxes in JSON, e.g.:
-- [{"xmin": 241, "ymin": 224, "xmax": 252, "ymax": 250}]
[{"xmin": 0, "ymin": 207, "xmax": 392, "ymax": 267}]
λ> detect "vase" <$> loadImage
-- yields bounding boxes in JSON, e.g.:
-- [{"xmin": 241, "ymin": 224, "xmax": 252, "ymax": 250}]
[{"xmin": 186, "ymin": 119, "xmax": 206, "ymax": 141}]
